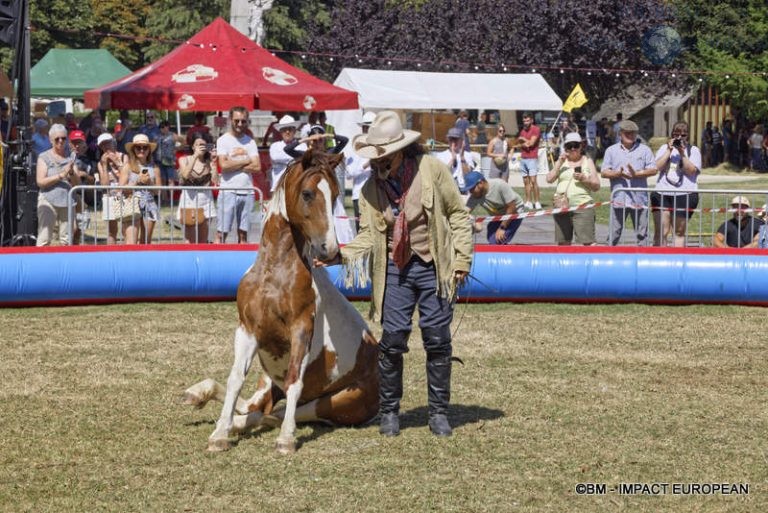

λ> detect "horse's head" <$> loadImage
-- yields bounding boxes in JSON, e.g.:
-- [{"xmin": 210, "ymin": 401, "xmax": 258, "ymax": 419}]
[{"xmin": 281, "ymin": 149, "xmax": 344, "ymax": 261}]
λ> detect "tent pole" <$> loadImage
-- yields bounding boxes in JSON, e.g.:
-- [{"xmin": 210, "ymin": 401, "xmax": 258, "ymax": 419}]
[
  {"xmin": 431, "ymin": 110, "xmax": 435, "ymax": 146},
  {"xmin": 176, "ymin": 111, "xmax": 182, "ymax": 136}
]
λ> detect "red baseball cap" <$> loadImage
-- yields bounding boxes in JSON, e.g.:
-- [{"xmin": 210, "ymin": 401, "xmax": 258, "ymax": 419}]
[{"xmin": 69, "ymin": 129, "xmax": 86, "ymax": 142}]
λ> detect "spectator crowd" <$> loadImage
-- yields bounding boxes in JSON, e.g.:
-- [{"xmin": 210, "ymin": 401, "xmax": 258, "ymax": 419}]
[{"xmin": 15, "ymin": 105, "xmax": 768, "ymax": 249}]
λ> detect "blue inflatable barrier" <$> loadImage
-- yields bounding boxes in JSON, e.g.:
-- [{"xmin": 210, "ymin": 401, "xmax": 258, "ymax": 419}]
[{"xmin": 1, "ymin": 245, "xmax": 767, "ymax": 307}]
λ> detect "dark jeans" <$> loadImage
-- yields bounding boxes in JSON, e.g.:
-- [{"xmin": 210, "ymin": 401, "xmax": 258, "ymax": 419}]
[
  {"xmin": 486, "ymin": 219, "xmax": 522, "ymax": 244},
  {"xmin": 380, "ymin": 258, "xmax": 454, "ymax": 354}
]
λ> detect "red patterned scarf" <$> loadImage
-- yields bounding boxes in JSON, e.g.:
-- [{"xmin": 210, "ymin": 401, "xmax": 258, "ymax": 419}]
[{"xmin": 377, "ymin": 158, "xmax": 416, "ymax": 270}]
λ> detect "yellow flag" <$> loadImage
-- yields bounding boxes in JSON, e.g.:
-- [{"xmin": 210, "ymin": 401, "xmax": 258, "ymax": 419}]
[{"xmin": 562, "ymin": 83, "xmax": 588, "ymax": 113}]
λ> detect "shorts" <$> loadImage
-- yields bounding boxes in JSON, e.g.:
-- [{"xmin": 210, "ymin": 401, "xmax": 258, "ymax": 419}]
[
  {"xmin": 159, "ymin": 164, "xmax": 177, "ymax": 182},
  {"xmin": 650, "ymin": 192, "xmax": 698, "ymax": 219},
  {"xmin": 217, "ymin": 191, "xmax": 254, "ymax": 233},
  {"xmin": 520, "ymin": 158, "xmax": 538, "ymax": 177}
]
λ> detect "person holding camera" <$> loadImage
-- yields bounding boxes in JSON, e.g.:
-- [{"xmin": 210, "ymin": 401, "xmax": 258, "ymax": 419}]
[
  {"xmin": 178, "ymin": 135, "xmax": 218, "ymax": 243},
  {"xmin": 651, "ymin": 121, "xmax": 701, "ymax": 247},
  {"xmin": 35, "ymin": 124, "xmax": 81, "ymax": 246},
  {"xmin": 546, "ymin": 133, "xmax": 600, "ymax": 245},
  {"xmin": 120, "ymin": 134, "xmax": 162, "ymax": 244},
  {"xmin": 438, "ymin": 126, "xmax": 477, "ymax": 194}
]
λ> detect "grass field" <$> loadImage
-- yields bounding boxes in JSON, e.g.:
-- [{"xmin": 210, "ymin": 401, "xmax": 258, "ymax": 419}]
[{"xmin": 1, "ymin": 301, "xmax": 766, "ymax": 512}]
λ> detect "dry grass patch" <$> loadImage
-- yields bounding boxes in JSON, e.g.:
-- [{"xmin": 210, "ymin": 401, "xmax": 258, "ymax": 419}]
[{"xmin": 0, "ymin": 302, "xmax": 766, "ymax": 512}]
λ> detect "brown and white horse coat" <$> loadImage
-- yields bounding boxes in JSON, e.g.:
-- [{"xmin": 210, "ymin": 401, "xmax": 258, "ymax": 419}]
[{"xmin": 183, "ymin": 150, "xmax": 379, "ymax": 453}]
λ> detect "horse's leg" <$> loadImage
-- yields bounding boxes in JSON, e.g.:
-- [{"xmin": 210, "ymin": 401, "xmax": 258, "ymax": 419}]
[
  {"xmin": 182, "ymin": 378, "xmax": 248, "ymax": 413},
  {"xmin": 208, "ymin": 326, "xmax": 258, "ymax": 452},
  {"xmin": 183, "ymin": 374, "xmax": 273, "ymax": 415},
  {"xmin": 274, "ymin": 334, "xmax": 311, "ymax": 454}
]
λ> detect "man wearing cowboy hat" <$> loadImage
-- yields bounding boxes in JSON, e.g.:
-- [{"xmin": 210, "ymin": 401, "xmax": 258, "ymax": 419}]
[
  {"xmin": 216, "ymin": 106, "xmax": 261, "ymax": 243},
  {"xmin": 345, "ymin": 111, "xmax": 377, "ymax": 230},
  {"xmin": 268, "ymin": 114, "xmax": 302, "ymax": 193},
  {"xmin": 332, "ymin": 111, "xmax": 473, "ymax": 438}
]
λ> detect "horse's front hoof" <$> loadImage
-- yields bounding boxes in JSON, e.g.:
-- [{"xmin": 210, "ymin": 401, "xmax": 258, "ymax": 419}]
[
  {"xmin": 275, "ymin": 437, "xmax": 296, "ymax": 455},
  {"xmin": 181, "ymin": 390, "xmax": 206, "ymax": 409},
  {"xmin": 207, "ymin": 437, "xmax": 232, "ymax": 452}
]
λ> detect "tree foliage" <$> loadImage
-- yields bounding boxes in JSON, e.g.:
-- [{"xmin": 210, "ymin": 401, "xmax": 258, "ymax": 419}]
[
  {"xmin": 262, "ymin": 0, "xmax": 333, "ymax": 68},
  {"xmin": 303, "ymin": 0, "xmax": 677, "ymax": 107},
  {"xmin": 143, "ymin": 0, "xmax": 229, "ymax": 64},
  {"xmin": 673, "ymin": 0, "xmax": 768, "ymax": 120}
]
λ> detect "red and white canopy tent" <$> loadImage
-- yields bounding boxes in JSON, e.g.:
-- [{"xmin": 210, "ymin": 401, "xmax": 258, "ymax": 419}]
[{"xmin": 84, "ymin": 18, "xmax": 358, "ymax": 112}]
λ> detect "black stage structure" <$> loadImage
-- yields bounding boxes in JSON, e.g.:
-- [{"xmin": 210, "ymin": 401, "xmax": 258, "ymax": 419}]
[{"xmin": 0, "ymin": 0, "xmax": 35, "ymax": 246}]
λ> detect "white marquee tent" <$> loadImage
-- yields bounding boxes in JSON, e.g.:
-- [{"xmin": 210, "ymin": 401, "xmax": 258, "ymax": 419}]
[{"xmin": 327, "ymin": 68, "xmax": 563, "ymax": 151}]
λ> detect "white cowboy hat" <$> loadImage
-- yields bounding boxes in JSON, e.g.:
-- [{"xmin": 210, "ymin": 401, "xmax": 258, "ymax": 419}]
[
  {"xmin": 357, "ymin": 111, "xmax": 377, "ymax": 126},
  {"xmin": 353, "ymin": 111, "xmax": 421, "ymax": 160},
  {"xmin": 275, "ymin": 114, "xmax": 300, "ymax": 130},
  {"xmin": 125, "ymin": 133, "xmax": 157, "ymax": 154}
]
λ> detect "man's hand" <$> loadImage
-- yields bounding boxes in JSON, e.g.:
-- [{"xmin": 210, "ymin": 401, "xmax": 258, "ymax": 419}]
[
  {"xmin": 495, "ymin": 226, "xmax": 507, "ymax": 243},
  {"xmin": 454, "ymin": 270, "xmax": 468, "ymax": 287},
  {"xmin": 313, "ymin": 253, "xmax": 342, "ymax": 267}
]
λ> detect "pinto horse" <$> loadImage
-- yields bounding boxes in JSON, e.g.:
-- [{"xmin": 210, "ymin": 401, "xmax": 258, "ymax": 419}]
[{"xmin": 183, "ymin": 150, "xmax": 379, "ymax": 453}]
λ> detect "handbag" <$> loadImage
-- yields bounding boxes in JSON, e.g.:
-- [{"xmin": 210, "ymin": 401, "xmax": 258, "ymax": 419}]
[
  {"xmin": 112, "ymin": 194, "xmax": 141, "ymax": 220},
  {"xmin": 181, "ymin": 207, "xmax": 205, "ymax": 226},
  {"xmin": 553, "ymin": 175, "xmax": 575, "ymax": 210}
]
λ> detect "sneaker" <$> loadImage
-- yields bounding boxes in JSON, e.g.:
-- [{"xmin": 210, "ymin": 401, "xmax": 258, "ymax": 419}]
[
  {"xmin": 534, "ymin": 202, "xmax": 542, "ymax": 209},
  {"xmin": 523, "ymin": 201, "xmax": 533, "ymax": 210}
]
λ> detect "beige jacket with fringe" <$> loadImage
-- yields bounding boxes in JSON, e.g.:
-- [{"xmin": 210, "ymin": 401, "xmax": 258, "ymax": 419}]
[{"xmin": 341, "ymin": 154, "xmax": 473, "ymax": 322}]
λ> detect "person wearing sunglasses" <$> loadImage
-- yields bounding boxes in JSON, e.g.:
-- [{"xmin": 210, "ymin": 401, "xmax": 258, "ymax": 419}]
[
  {"xmin": 215, "ymin": 106, "xmax": 261, "ymax": 243},
  {"xmin": 651, "ymin": 121, "xmax": 701, "ymax": 247},
  {"xmin": 35, "ymin": 124, "xmax": 81, "ymax": 246},
  {"xmin": 330, "ymin": 111, "xmax": 472, "ymax": 438},
  {"xmin": 121, "ymin": 134, "xmax": 162, "ymax": 244},
  {"xmin": 518, "ymin": 112, "xmax": 542, "ymax": 210},
  {"xmin": 714, "ymin": 196, "xmax": 764, "ymax": 248},
  {"xmin": 546, "ymin": 133, "xmax": 600, "ymax": 245}
]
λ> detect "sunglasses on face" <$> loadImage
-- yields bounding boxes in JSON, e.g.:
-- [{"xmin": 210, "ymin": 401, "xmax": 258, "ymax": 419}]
[
  {"xmin": 134, "ymin": 145, "xmax": 149, "ymax": 151},
  {"xmin": 733, "ymin": 204, "xmax": 749, "ymax": 210},
  {"xmin": 54, "ymin": 137, "xmax": 67, "ymax": 143},
  {"xmin": 233, "ymin": 119, "xmax": 249, "ymax": 125},
  {"xmin": 564, "ymin": 143, "xmax": 581, "ymax": 151}
]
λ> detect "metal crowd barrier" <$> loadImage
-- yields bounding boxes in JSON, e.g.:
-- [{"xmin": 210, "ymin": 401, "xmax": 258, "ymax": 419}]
[
  {"xmin": 67, "ymin": 185, "xmax": 265, "ymax": 245},
  {"xmin": 609, "ymin": 187, "xmax": 768, "ymax": 247}
]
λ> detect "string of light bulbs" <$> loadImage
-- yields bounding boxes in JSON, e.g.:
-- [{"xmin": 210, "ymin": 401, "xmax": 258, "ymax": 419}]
[{"xmin": 37, "ymin": 25, "xmax": 768, "ymax": 80}]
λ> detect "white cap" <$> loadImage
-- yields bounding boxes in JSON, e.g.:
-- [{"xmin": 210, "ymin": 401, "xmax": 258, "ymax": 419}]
[{"xmin": 97, "ymin": 133, "xmax": 114, "ymax": 146}]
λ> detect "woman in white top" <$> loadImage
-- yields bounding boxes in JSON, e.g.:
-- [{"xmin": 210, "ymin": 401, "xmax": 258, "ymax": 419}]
[
  {"xmin": 97, "ymin": 133, "xmax": 127, "ymax": 245},
  {"xmin": 177, "ymin": 136, "xmax": 218, "ymax": 243}
]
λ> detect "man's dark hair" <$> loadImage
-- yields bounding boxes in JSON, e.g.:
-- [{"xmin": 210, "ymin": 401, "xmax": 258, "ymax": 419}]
[
  {"xmin": 230, "ymin": 106, "xmax": 248, "ymax": 118},
  {"xmin": 522, "ymin": 112, "xmax": 533, "ymax": 119},
  {"xmin": 159, "ymin": 120, "xmax": 170, "ymax": 129}
]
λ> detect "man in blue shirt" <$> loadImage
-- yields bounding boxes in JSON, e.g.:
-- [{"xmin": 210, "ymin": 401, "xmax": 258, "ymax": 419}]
[{"xmin": 601, "ymin": 120, "xmax": 657, "ymax": 245}]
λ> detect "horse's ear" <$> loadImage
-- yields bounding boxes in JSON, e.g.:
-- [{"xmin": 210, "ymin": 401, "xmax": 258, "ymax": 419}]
[
  {"xmin": 328, "ymin": 152, "xmax": 344, "ymax": 170},
  {"xmin": 301, "ymin": 147, "xmax": 315, "ymax": 171}
]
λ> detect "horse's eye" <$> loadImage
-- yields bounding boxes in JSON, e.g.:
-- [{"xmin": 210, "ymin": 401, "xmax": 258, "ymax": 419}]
[{"xmin": 301, "ymin": 190, "xmax": 314, "ymax": 202}]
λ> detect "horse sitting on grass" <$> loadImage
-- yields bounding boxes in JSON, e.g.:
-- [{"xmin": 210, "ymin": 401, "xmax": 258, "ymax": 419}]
[{"xmin": 183, "ymin": 150, "xmax": 379, "ymax": 454}]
